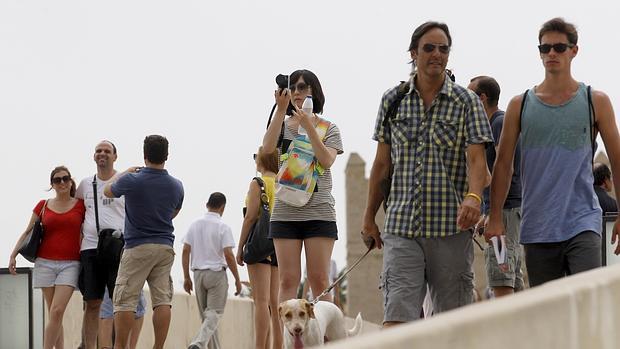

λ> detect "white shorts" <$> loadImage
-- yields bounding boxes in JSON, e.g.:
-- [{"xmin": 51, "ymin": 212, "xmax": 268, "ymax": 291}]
[{"xmin": 33, "ymin": 258, "xmax": 80, "ymax": 289}]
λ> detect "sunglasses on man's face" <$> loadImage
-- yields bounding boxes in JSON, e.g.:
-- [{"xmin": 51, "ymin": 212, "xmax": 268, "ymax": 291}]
[
  {"xmin": 421, "ymin": 43, "xmax": 450, "ymax": 54},
  {"xmin": 253, "ymin": 153, "xmax": 257, "ymax": 160},
  {"xmin": 52, "ymin": 175, "xmax": 71, "ymax": 184},
  {"xmin": 538, "ymin": 43, "xmax": 574, "ymax": 54},
  {"xmin": 290, "ymin": 82, "xmax": 310, "ymax": 93}
]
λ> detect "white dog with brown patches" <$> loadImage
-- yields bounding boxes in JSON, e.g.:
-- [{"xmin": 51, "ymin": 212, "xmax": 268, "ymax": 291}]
[{"xmin": 279, "ymin": 299, "xmax": 363, "ymax": 348}]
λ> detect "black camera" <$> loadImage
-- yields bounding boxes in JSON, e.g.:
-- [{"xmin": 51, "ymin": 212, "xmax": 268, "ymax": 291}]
[{"xmin": 276, "ymin": 74, "xmax": 289, "ymax": 90}]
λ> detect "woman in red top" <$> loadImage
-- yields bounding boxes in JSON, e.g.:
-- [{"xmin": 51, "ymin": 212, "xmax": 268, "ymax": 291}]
[{"xmin": 9, "ymin": 165, "xmax": 85, "ymax": 349}]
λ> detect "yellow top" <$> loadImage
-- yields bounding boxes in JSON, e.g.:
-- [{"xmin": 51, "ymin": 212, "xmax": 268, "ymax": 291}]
[{"xmin": 245, "ymin": 175, "xmax": 276, "ymax": 212}]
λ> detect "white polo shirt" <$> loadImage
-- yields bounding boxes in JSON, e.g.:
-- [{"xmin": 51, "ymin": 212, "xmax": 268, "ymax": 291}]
[{"xmin": 182, "ymin": 212, "xmax": 235, "ymax": 271}]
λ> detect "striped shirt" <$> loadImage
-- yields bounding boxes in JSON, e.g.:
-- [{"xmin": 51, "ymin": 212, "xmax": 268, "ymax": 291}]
[
  {"xmin": 271, "ymin": 117, "xmax": 344, "ymax": 222},
  {"xmin": 373, "ymin": 74, "xmax": 493, "ymax": 238}
]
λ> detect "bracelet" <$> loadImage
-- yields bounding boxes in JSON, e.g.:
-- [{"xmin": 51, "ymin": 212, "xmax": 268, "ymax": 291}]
[{"xmin": 464, "ymin": 192, "xmax": 482, "ymax": 205}]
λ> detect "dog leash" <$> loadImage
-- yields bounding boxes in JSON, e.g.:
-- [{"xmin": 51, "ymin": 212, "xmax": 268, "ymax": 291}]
[{"xmin": 311, "ymin": 241, "xmax": 374, "ymax": 305}]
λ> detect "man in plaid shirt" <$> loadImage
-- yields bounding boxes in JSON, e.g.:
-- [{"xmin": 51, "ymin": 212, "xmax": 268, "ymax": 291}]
[{"xmin": 362, "ymin": 21, "xmax": 493, "ymax": 326}]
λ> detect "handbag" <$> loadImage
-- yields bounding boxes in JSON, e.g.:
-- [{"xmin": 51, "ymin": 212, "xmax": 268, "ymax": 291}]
[
  {"xmin": 92, "ymin": 175, "xmax": 124, "ymax": 267},
  {"xmin": 18, "ymin": 200, "xmax": 48, "ymax": 263},
  {"xmin": 243, "ymin": 177, "xmax": 275, "ymax": 264}
]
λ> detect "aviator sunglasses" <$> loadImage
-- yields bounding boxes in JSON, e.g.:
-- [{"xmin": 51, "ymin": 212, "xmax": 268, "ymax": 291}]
[
  {"xmin": 421, "ymin": 43, "xmax": 450, "ymax": 54},
  {"xmin": 538, "ymin": 43, "xmax": 574, "ymax": 54},
  {"xmin": 52, "ymin": 175, "xmax": 71, "ymax": 184}
]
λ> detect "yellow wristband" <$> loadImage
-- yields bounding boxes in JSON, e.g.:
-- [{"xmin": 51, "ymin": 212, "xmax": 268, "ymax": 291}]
[{"xmin": 465, "ymin": 192, "xmax": 482, "ymax": 205}]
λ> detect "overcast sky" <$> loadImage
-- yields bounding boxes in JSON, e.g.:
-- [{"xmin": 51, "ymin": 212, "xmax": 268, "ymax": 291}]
[{"xmin": 2, "ymin": 0, "xmax": 619, "ymax": 294}]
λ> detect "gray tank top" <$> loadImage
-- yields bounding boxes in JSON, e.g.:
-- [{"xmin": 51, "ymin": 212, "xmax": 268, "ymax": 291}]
[{"xmin": 519, "ymin": 82, "xmax": 601, "ymax": 244}]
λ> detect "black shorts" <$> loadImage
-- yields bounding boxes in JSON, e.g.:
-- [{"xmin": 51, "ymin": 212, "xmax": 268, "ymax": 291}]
[
  {"xmin": 256, "ymin": 253, "xmax": 278, "ymax": 267},
  {"xmin": 269, "ymin": 220, "xmax": 338, "ymax": 240},
  {"xmin": 78, "ymin": 249, "xmax": 118, "ymax": 301}
]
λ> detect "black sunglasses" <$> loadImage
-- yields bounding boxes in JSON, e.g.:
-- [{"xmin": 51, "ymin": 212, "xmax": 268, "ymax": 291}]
[
  {"xmin": 52, "ymin": 175, "xmax": 71, "ymax": 184},
  {"xmin": 252, "ymin": 153, "xmax": 257, "ymax": 160},
  {"xmin": 290, "ymin": 82, "xmax": 310, "ymax": 93},
  {"xmin": 422, "ymin": 43, "xmax": 450, "ymax": 54},
  {"xmin": 538, "ymin": 43, "xmax": 574, "ymax": 54}
]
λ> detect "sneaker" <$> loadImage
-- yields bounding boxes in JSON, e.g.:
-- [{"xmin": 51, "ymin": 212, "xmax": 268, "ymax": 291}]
[{"xmin": 188, "ymin": 345, "xmax": 201, "ymax": 349}]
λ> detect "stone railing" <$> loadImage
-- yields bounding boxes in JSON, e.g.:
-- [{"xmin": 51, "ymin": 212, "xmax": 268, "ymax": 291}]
[{"xmin": 325, "ymin": 264, "xmax": 620, "ymax": 349}]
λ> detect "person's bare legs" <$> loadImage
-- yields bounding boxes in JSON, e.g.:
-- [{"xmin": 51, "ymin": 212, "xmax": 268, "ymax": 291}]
[
  {"xmin": 43, "ymin": 285, "xmax": 74, "ymax": 349},
  {"xmin": 304, "ymin": 237, "xmax": 335, "ymax": 302},
  {"xmin": 42, "ymin": 287, "xmax": 64, "ymax": 349},
  {"xmin": 269, "ymin": 266, "xmax": 282, "ymax": 349},
  {"xmin": 113, "ymin": 311, "xmax": 133, "ymax": 349},
  {"xmin": 152, "ymin": 305, "xmax": 171, "ymax": 349},
  {"xmin": 492, "ymin": 286, "xmax": 514, "ymax": 297},
  {"xmin": 128, "ymin": 316, "xmax": 144, "ymax": 349},
  {"xmin": 273, "ymin": 239, "xmax": 303, "ymax": 302},
  {"xmin": 83, "ymin": 299, "xmax": 102, "ymax": 349},
  {"xmin": 248, "ymin": 263, "xmax": 272, "ymax": 349},
  {"xmin": 97, "ymin": 318, "xmax": 113, "ymax": 349}
]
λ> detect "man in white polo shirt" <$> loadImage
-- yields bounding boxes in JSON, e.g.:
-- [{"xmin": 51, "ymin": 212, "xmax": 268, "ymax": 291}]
[{"xmin": 182, "ymin": 192, "xmax": 242, "ymax": 349}]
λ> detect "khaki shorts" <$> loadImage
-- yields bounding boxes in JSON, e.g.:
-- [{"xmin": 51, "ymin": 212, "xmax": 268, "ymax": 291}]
[{"xmin": 113, "ymin": 244, "xmax": 175, "ymax": 313}]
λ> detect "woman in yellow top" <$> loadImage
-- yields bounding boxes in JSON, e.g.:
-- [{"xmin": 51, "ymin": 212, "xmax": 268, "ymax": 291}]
[{"xmin": 236, "ymin": 146, "xmax": 282, "ymax": 349}]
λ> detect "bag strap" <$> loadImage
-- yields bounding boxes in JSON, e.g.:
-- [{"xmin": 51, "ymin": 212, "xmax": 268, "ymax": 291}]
[
  {"xmin": 40, "ymin": 200, "xmax": 48, "ymax": 221},
  {"xmin": 92, "ymin": 175, "xmax": 100, "ymax": 233},
  {"xmin": 252, "ymin": 177, "xmax": 270, "ymax": 209}
]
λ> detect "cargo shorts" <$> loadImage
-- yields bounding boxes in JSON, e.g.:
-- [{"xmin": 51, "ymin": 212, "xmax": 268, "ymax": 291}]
[
  {"xmin": 380, "ymin": 231, "xmax": 474, "ymax": 323},
  {"xmin": 113, "ymin": 243, "xmax": 175, "ymax": 313},
  {"xmin": 484, "ymin": 207, "xmax": 524, "ymax": 290}
]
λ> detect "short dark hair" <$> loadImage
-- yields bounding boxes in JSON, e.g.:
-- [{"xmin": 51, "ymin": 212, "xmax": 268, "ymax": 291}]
[
  {"xmin": 539, "ymin": 18, "xmax": 578, "ymax": 45},
  {"xmin": 409, "ymin": 21, "xmax": 452, "ymax": 52},
  {"xmin": 593, "ymin": 163, "xmax": 612, "ymax": 186},
  {"xmin": 289, "ymin": 69, "xmax": 325, "ymax": 114},
  {"xmin": 102, "ymin": 140, "xmax": 117, "ymax": 154},
  {"xmin": 207, "ymin": 192, "xmax": 227, "ymax": 209},
  {"xmin": 470, "ymin": 76, "xmax": 501, "ymax": 107},
  {"xmin": 143, "ymin": 135, "xmax": 168, "ymax": 164}
]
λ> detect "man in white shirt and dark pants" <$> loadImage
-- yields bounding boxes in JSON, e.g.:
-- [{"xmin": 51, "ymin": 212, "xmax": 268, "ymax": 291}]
[{"xmin": 182, "ymin": 192, "xmax": 242, "ymax": 349}]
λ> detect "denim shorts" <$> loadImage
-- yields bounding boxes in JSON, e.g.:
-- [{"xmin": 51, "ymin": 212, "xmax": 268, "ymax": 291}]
[
  {"xmin": 33, "ymin": 258, "xmax": 81, "ymax": 289},
  {"xmin": 269, "ymin": 220, "xmax": 338, "ymax": 240},
  {"xmin": 100, "ymin": 288, "xmax": 146, "ymax": 319}
]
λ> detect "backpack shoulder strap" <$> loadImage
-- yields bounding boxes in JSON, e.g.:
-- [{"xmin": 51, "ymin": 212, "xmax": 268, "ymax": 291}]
[
  {"xmin": 518, "ymin": 89, "xmax": 529, "ymax": 133},
  {"xmin": 587, "ymin": 85, "xmax": 596, "ymax": 161},
  {"xmin": 382, "ymin": 81, "xmax": 410, "ymax": 127}
]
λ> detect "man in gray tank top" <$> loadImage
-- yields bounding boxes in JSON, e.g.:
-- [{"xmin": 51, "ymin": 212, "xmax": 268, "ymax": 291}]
[{"xmin": 485, "ymin": 18, "xmax": 620, "ymax": 286}]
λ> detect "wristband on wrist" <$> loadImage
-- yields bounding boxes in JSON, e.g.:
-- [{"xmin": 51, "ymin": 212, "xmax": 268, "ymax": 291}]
[{"xmin": 465, "ymin": 192, "xmax": 482, "ymax": 205}]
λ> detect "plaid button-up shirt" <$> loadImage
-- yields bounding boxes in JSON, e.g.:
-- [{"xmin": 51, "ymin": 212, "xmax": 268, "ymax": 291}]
[{"xmin": 373, "ymin": 74, "xmax": 493, "ymax": 238}]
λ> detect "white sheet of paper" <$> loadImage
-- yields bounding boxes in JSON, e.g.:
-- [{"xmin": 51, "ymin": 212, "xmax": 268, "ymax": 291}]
[{"xmin": 491, "ymin": 236, "xmax": 506, "ymax": 265}]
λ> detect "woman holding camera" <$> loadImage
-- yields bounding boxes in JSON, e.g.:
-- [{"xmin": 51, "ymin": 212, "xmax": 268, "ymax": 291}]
[
  {"xmin": 262, "ymin": 69, "xmax": 344, "ymax": 304},
  {"xmin": 236, "ymin": 146, "xmax": 282, "ymax": 349},
  {"xmin": 8, "ymin": 165, "xmax": 85, "ymax": 349}
]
